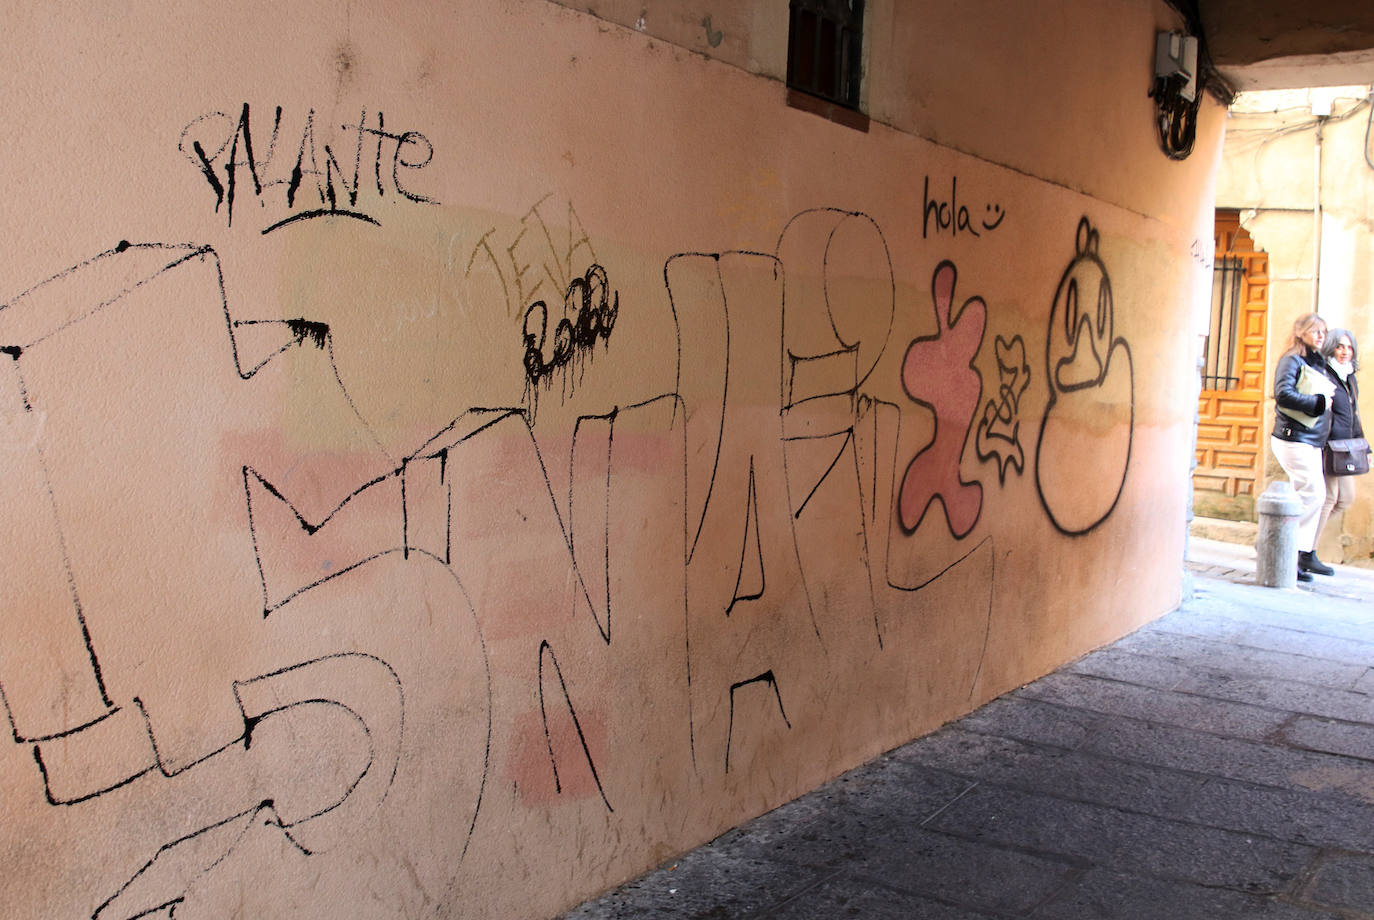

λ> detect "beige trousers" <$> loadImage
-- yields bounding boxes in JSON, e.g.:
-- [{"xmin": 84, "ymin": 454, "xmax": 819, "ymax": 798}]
[
  {"xmin": 1270, "ymin": 436, "xmax": 1325, "ymax": 552},
  {"xmin": 1316, "ymin": 471, "xmax": 1357, "ymax": 556}
]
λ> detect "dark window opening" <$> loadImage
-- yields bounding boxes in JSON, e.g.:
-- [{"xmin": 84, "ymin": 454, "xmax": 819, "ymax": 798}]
[
  {"xmin": 787, "ymin": 0, "xmax": 864, "ymax": 111},
  {"xmin": 1202, "ymin": 255, "xmax": 1243, "ymax": 391}
]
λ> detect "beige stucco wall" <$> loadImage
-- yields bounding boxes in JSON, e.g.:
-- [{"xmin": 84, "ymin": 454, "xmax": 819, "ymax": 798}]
[
  {"xmin": 1216, "ymin": 87, "xmax": 1374, "ymax": 565},
  {"xmin": 0, "ymin": 1, "xmax": 1222, "ymax": 917}
]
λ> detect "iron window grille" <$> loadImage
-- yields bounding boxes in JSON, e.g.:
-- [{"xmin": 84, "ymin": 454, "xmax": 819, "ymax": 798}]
[
  {"xmin": 787, "ymin": 0, "xmax": 865, "ymax": 110},
  {"xmin": 1202, "ymin": 255, "xmax": 1244, "ymax": 391}
]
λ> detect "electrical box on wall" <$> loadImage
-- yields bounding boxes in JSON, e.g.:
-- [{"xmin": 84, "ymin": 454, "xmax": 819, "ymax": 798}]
[{"xmin": 1155, "ymin": 31, "xmax": 1198, "ymax": 102}]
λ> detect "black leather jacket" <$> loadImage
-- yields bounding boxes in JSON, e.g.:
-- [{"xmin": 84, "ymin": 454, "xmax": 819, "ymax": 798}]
[
  {"xmin": 1323, "ymin": 363, "xmax": 1362, "ymax": 442},
  {"xmin": 1272, "ymin": 348, "xmax": 1332, "ymax": 447}
]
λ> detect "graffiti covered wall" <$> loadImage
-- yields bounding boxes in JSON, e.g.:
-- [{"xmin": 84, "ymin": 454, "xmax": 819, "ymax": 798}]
[{"xmin": 0, "ymin": 1, "xmax": 1223, "ymax": 917}]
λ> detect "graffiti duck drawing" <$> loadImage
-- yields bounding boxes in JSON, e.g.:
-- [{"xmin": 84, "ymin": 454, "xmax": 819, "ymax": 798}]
[{"xmin": 1034, "ymin": 217, "xmax": 1134, "ymax": 535}]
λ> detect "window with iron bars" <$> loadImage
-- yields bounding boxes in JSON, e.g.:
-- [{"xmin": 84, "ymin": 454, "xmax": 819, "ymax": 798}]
[
  {"xmin": 787, "ymin": 0, "xmax": 865, "ymax": 111},
  {"xmin": 1202, "ymin": 255, "xmax": 1244, "ymax": 391}
]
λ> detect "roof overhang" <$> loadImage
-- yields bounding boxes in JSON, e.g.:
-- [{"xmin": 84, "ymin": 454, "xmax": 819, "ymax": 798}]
[{"xmin": 1200, "ymin": 1, "xmax": 1374, "ymax": 91}]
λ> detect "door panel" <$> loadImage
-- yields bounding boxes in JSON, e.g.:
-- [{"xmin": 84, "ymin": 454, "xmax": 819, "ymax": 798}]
[{"xmin": 1193, "ymin": 212, "xmax": 1268, "ymax": 521}]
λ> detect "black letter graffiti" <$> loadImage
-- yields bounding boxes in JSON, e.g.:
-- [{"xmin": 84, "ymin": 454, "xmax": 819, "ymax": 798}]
[
  {"xmin": 179, "ymin": 105, "xmax": 438, "ymax": 234},
  {"xmin": 922, "ymin": 175, "xmax": 1007, "ymax": 240}
]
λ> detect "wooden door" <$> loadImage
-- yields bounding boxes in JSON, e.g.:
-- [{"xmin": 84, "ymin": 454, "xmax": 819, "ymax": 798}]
[{"xmin": 1193, "ymin": 212, "xmax": 1269, "ymax": 521}]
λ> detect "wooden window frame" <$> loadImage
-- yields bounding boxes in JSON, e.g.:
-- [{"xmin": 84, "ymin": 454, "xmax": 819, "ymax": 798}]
[{"xmin": 786, "ymin": 0, "xmax": 869, "ymax": 132}]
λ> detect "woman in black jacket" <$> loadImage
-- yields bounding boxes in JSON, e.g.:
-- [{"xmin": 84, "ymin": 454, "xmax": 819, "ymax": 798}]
[
  {"xmin": 1271, "ymin": 312, "xmax": 1332, "ymax": 581},
  {"xmin": 1315, "ymin": 328, "xmax": 1364, "ymax": 567}
]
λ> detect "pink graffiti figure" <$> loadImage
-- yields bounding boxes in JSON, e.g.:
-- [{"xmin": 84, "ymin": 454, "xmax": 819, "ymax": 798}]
[{"xmin": 898, "ymin": 260, "xmax": 985, "ymax": 537}]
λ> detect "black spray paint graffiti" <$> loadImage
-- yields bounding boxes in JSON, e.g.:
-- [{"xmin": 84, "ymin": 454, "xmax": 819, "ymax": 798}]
[
  {"xmin": 179, "ymin": 103, "xmax": 438, "ymax": 234},
  {"xmin": 765, "ymin": 210, "xmax": 998, "ymax": 692},
  {"xmin": 564, "ymin": 392, "xmax": 692, "ymax": 779},
  {"xmin": 664, "ymin": 248, "xmax": 817, "ymax": 775},
  {"xmin": 0, "ymin": 238, "xmax": 638, "ymax": 918},
  {"xmin": 0, "ymin": 241, "xmax": 491, "ymax": 918},
  {"xmin": 521, "ymin": 263, "xmax": 620, "ymax": 418},
  {"xmin": 773, "ymin": 209, "xmax": 895, "ymax": 649},
  {"xmin": 724, "ymin": 671, "xmax": 788, "ymax": 775},
  {"xmin": 975, "ymin": 335, "xmax": 1031, "ymax": 482},
  {"xmin": 922, "ymin": 175, "xmax": 1007, "ymax": 240},
  {"xmin": 1034, "ymin": 216, "xmax": 1135, "ymax": 535},
  {"xmin": 1189, "ymin": 236, "xmax": 1213, "ymax": 272},
  {"xmin": 0, "ymin": 206, "xmax": 1021, "ymax": 915},
  {"xmin": 86, "ymin": 653, "xmax": 403, "ymax": 919},
  {"xmin": 538, "ymin": 640, "xmax": 613, "ymax": 810}
]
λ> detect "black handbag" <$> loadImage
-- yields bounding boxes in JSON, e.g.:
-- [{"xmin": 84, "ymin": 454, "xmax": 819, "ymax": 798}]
[{"xmin": 1325, "ymin": 437, "xmax": 1371, "ymax": 476}]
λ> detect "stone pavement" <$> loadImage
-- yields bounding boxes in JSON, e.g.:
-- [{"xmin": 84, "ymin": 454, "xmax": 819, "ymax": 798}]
[{"xmin": 560, "ymin": 539, "xmax": 1374, "ymax": 919}]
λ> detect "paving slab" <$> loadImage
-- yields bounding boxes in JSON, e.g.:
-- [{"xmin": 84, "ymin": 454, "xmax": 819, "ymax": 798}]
[
  {"xmin": 954, "ymin": 696, "xmax": 1102, "ymax": 750},
  {"xmin": 1145, "ymin": 612, "xmax": 1374, "ymax": 666},
  {"xmin": 921, "ymin": 781, "xmax": 1317, "ymax": 893},
  {"xmin": 1106, "ymin": 630, "xmax": 1370, "ymax": 691},
  {"xmin": 1015, "ymin": 671, "xmax": 1293, "ymax": 740},
  {"xmin": 1301, "ymin": 851, "xmax": 1374, "ymax": 914},
  {"xmin": 893, "ymin": 729, "xmax": 1204, "ymax": 820},
  {"xmin": 1170, "ymin": 671, "xmax": 1374, "ymax": 723},
  {"xmin": 766, "ymin": 875, "xmax": 998, "ymax": 920},
  {"xmin": 1281, "ymin": 716, "xmax": 1374, "ymax": 762},
  {"xmin": 839, "ymin": 831, "xmax": 1076, "ymax": 915},
  {"xmin": 1030, "ymin": 867, "xmax": 1348, "ymax": 920},
  {"xmin": 1179, "ymin": 775, "xmax": 1374, "ymax": 851},
  {"xmin": 1073, "ymin": 717, "xmax": 1374, "ymax": 804},
  {"xmin": 558, "ymin": 847, "xmax": 830, "ymax": 920}
]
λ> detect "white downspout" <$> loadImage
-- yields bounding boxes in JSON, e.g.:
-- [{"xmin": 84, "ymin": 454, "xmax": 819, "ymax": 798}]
[{"xmin": 1313, "ymin": 114, "xmax": 1326, "ymax": 313}]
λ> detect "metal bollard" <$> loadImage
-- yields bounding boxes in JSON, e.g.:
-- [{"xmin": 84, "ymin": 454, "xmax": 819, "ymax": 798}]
[{"xmin": 1256, "ymin": 480, "xmax": 1302, "ymax": 588}]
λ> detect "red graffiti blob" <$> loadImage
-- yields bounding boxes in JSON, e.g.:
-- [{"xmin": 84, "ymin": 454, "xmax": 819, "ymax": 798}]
[{"xmin": 898, "ymin": 261, "xmax": 985, "ymax": 537}]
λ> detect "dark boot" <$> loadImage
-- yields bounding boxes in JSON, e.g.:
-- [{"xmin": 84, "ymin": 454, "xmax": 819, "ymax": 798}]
[
  {"xmin": 1297, "ymin": 567, "xmax": 1314, "ymax": 583},
  {"xmin": 1299, "ymin": 551, "xmax": 1334, "ymax": 576}
]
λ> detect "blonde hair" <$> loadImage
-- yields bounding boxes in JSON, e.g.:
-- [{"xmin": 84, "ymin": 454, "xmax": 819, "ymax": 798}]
[{"xmin": 1284, "ymin": 312, "xmax": 1327, "ymax": 358}]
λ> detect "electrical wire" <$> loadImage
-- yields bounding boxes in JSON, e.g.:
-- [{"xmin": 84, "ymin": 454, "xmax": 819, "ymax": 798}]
[
  {"xmin": 1365, "ymin": 85, "xmax": 1374, "ymax": 171},
  {"xmin": 1239, "ymin": 96, "xmax": 1370, "ymax": 165},
  {"xmin": 1151, "ymin": 0, "xmax": 1232, "ymax": 159},
  {"xmin": 1151, "ymin": 73, "xmax": 1202, "ymax": 160},
  {"xmin": 1226, "ymin": 95, "xmax": 1372, "ymax": 214}
]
